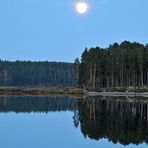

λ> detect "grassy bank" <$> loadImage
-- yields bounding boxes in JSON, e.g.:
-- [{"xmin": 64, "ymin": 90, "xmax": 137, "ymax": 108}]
[
  {"xmin": 1, "ymin": 86, "xmax": 148, "ymax": 97},
  {"xmin": 100, "ymin": 86, "xmax": 148, "ymax": 93},
  {"xmin": 0, "ymin": 87, "xmax": 84, "ymax": 96}
]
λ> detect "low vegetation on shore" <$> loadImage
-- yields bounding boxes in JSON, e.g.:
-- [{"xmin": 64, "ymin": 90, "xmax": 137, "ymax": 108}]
[
  {"xmin": 1, "ymin": 86, "xmax": 148, "ymax": 98},
  {"xmin": 0, "ymin": 87, "xmax": 84, "ymax": 96},
  {"xmin": 99, "ymin": 86, "xmax": 148, "ymax": 92}
]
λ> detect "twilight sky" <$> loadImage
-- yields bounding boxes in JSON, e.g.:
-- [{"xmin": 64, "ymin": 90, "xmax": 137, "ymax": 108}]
[{"xmin": 0, "ymin": 0, "xmax": 148, "ymax": 62}]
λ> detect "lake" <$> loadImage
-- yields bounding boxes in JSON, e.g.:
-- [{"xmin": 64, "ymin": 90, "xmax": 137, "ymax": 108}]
[{"xmin": 0, "ymin": 95, "xmax": 147, "ymax": 148}]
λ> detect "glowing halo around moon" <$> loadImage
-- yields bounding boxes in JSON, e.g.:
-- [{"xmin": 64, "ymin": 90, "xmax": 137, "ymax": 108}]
[{"xmin": 75, "ymin": 2, "xmax": 89, "ymax": 14}]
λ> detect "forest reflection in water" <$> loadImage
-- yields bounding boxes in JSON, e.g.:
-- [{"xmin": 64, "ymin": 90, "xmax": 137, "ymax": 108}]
[
  {"xmin": 0, "ymin": 95, "xmax": 148, "ymax": 146},
  {"xmin": 76, "ymin": 96, "xmax": 148, "ymax": 146}
]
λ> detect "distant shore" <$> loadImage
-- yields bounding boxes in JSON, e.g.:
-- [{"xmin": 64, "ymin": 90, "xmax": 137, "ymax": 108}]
[
  {"xmin": 0, "ymin": 87, "xmax": 84, "ymax": 96},
  {"xmin": 87, "ymin": 92, "xmax": 148, "ymax": 97},
  {"xmin": 1, "ymin": 87, "xmax": 148, "ymax": 97}
]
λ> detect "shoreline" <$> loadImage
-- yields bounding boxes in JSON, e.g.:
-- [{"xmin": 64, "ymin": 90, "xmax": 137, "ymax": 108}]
[
  {"xmin": 1, "ymin": 87, "xmax": 148, "ymax": 97},
  {"xmin": 87, "ymin": 92, "xmax": 148, "ymax": 97},
  {"xmin": 0, "ymin": 87, "xmax": 84, "ymax": 96}
]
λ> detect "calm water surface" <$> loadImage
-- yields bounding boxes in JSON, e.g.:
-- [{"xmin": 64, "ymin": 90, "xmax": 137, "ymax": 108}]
[{"xmin": 0, "ymin": 96, "xmax": 147, "ymax": 148}]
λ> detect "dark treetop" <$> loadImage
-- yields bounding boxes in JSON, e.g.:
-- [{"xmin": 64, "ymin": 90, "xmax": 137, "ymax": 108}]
[
  {"xmin": 76, "ymin": 41, "xmax": 148, "ymax": 90},
  {"xmin": 0, "ymin": 61, "xmax": 75, "ymax": 87}
]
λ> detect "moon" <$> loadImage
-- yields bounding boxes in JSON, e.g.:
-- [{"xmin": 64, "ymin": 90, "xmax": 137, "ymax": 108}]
[{"xmin": 75, "ymin": 2, "xmax": 89, "ymax": 14}]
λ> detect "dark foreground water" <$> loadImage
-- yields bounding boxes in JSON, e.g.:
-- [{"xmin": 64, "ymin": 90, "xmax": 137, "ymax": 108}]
[{"xmin": 0, "ymin": 95, "xmax": 148, "ymax": 148}]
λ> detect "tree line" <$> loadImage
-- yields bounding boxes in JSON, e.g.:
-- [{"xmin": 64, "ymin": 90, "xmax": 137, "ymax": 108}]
[
  {"xmin": 75, "ymin": 41, "xmax": 148, "ymax": 90},
  {"xmin": 0, "ymin": 60, "xmax": 75, "ymax": 87},
  {"xmin": 1, "ymin": 40, "xmax": 148, "ymax": 89}
]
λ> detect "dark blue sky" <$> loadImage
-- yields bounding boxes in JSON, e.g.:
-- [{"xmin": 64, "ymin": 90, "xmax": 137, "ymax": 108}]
[{"xmin": 0, "ymin": 0, "xmax": 148, "ymax": 62}]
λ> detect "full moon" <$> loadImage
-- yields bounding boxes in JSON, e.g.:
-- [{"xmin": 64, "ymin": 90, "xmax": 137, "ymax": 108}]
[{"xmin": 75, "ymin": 2, "xmax": 89, "ymax": 14}]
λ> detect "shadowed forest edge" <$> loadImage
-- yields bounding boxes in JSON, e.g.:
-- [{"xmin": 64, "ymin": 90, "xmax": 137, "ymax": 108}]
[{"xmin": 1, "ymin": 41, "xmax": 148, "ymax": 95}]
